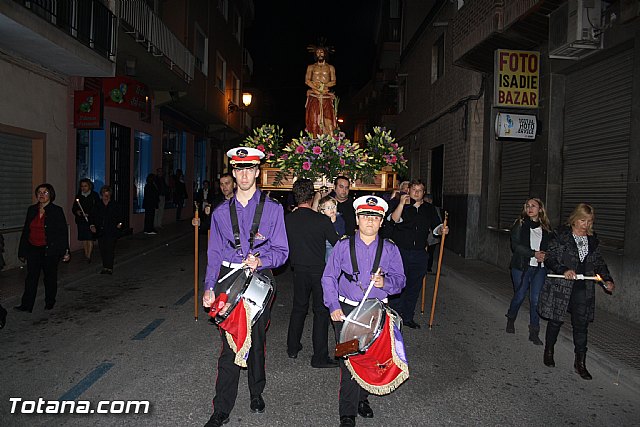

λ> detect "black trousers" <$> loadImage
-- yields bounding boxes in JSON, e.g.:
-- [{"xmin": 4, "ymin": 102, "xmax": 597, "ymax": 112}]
[
  {"xmin": 98, "ymin": 236, "xmax": 117, "ymax": 269},
  {"xmin": 212, "ymin": 268, "xmax": 273, "ymax": 415},
  {"xmin": 21, "ymin": 245, "xmax": 59, "ymax": 310},
  {"xmin": 287, "ymin": 267, "xmax": 331, "ymax": 363},
  {"xmin": 545, "ymin": 280, "xmax": 589, "ymax": 353},
  {"xmin": 143, "ymin": 209, "xmax": 155, "ymax": 232},
  {"xmin": 333, "ymin": 302, "xmax": 370, "ymax": 417}
]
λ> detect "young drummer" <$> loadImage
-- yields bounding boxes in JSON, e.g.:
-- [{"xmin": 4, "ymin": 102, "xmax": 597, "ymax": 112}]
[{"xmin": 322, "ymin": 195, "xmax": 406, "ymax": 427}]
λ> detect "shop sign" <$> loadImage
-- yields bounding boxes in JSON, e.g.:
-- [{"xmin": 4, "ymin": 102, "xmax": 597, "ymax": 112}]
[
  {"xmin": 103, "ymin": 76, "xmax": 149, "ymax": 112},
  {"xmin": 494, "ymin": 49, "xmax": 539, "ymax": 108},
  {"xmin": 73, "ymin": 90, "xmax": 103, "ymax": 129},
  {"xmin": 495, "ymin": 112, "xmax": 537, "ymax": 140}
]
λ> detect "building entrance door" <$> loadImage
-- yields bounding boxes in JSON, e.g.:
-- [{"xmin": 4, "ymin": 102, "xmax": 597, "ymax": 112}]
[{"xmin": 110, "ymin": 122, "xmax": 131, "ymax": 230}]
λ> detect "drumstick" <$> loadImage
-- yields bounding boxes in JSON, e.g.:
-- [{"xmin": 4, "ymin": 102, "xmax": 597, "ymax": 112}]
[
  {"xmin": 339, "ymin": 315, "xmax": 372, "ymax": 329},
  {"xmin": 217, "ymin": 252, "xmax": 260, "ymax": 283},
  {"xmin": 75, "ymin": 198, "xmax": 89, "ymax": 222},
  {"xmin": 352, "ymin": 267, "xmax": 382, "ymax": 320}
]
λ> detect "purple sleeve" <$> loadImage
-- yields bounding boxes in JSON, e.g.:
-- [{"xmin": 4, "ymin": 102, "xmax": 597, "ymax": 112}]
[
  {"xmin": 259, "ymin": 202, "xmax": 289, "ymax": 270},
  {"xmin": 322, "ymin": 239, "xmax": 345, "ymax": 313},
  {"xmin": 204, "ymin": 215, "xmax": 224, "ymax": 291},
  {"xmin": 381, "ymin": 244, "xmax": 405, "ymax": 296}
]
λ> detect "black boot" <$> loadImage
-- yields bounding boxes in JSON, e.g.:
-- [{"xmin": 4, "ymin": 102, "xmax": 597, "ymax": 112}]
[
  {"xmin": 528, "ymin": 325, "xmax": 543, "ymax": 345},
  {"xmin": 543, "ymin": 346, "xmax": 555, "ymax": 367},
  {"xmin": 574, "ymin": 352, "xmax": 592, "ymax": 380},
  {"xmin": 505, "ymin": 316, "xmax": 515, "ymax": 334}
]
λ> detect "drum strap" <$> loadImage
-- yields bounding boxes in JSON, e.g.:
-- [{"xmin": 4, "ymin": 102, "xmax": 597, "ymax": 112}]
[
  {"xmin": 229, "ymin": 192, "xmax": 267, "ymax": 255},
  {"xmin": 343, "ymin": 236, "xmax": 384, "ymax": 283}
]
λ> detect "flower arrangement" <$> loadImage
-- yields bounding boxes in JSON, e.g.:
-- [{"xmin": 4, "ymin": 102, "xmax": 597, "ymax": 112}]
[
  {"xmin": 364, "ymin": 126, "xmax": 408, "ymax": 176},
  {"xmin": 273, "ymin": 131, "xmax": 368, "ymax": 185},
  {"xmin": 243, "ymin": 124, "xmax": 284, "ymax": 164}
]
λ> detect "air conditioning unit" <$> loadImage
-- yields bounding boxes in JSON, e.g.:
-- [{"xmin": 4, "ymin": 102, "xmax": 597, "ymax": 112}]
[{"xmin": 549, "ymin": 0, "xmax": 602, "ymax": 59}]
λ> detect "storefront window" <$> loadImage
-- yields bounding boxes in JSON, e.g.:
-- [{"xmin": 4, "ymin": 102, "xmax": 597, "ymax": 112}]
[
  {"xmin": 162, "ymin": 126, "xmax": 187, "ymax": 208},
  {"xmin": 76, "ymin": 128, "xmax": 106, "ymax": 192},
  {"xmin": 133, "ymin": 131, "xmax": 153, "ymax": 213}
]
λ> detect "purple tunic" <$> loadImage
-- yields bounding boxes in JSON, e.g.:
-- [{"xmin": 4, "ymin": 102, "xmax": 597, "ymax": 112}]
[
  {"xmin": 204, "ymin": 189, "xmax": 289, "ymax": 290},
  {"xmin": 322, "ymin": 232, "xmax": 405, "ymax": 314}
]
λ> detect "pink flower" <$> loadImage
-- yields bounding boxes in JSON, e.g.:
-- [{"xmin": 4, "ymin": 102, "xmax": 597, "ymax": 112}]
[
  {"xmin": 392, "ymin": 143, "xmax": 398, "ymax": 149},
  {"xmin": 337, "ymin": 145, "xmax": 345, "ymax": 153},
  {"xmin": 257, "ymin": 144, "xmax": 265, "ymax": 152},
  {"xmin": 280, "ymin": 154, "xmax": 288, "ymax": 160},
  {"xmin": 295, "ymin": 145, "xmax": 305, "ymax": 154},
  {"xmin": 390, "ymin": 155, "xmax": 397, "ymax": 164},
  {"xmin": 312, "ymin": 146, "xmax": 322, "ymax": 155},
  {"xmin": 340, "ymin": 158, "xmax": 345, "ymax": 166},
  {"xmin": 302, "ymin": 161, "xmax": 311, "ymax": 170}
]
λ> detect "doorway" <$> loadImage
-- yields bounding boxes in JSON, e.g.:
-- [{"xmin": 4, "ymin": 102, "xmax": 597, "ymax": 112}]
[{"xmin": 109, "ymin": 122, "xmax": 131, "ymax": 229}]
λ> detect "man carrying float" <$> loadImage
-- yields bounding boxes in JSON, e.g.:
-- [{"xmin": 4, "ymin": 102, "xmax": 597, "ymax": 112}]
[{"xmin": 322, "ymin": 195, "xmax": 408, "ymax": 427}]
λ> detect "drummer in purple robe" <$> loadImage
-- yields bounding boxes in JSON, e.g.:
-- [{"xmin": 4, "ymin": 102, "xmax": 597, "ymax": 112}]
[
  {"xmin": 322, "ymin": 195, "xmax": 406, "ymax": 427},
  {"xmin": 202, "ymin": 146, "xmax": 289, "ymax": 427}
]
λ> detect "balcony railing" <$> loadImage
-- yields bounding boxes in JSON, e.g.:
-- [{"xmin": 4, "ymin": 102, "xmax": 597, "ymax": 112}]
[
  {"xmin": 116, "ymin": 0, "xmax": 194, "ymax": 82},
  {"xmin": 15, "ymin": 0, "xmax": 116, "ymax": 60}
]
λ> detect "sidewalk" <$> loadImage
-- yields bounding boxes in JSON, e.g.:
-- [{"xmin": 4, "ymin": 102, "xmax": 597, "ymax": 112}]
[
  {"xmin": 0, "ymin": 221, "xmax": 196, "ymax": 302},
  {"xmin": 441, "ymin": 249, "xmax": 640, "ymax": 392}
]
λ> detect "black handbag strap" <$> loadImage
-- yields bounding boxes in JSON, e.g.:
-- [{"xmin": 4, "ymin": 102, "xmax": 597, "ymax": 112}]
[
  {"xmin": 346, "ymin": 235, "xmax": 384, "ymax": 283},
  {"xmin": 229, "ymin": 191, "xmax": 267, "ymax": 255}
]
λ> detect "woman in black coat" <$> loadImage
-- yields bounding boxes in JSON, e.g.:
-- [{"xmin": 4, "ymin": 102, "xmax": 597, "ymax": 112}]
[
  {"xmin": 72, "ymin": 178, "xmax": 100, "ymax": 261},
  {"xmin": 143, "ymin": 174, "xmax": 159, "ymax": 234},
  {"xmin": 15, "ymin": 183, "xmax": 70, "ymax": 312},
  {"xmin": 505, "ymin": 198, "xmax": 553, "ymax": 345},
  {"xmin": 89, "ymin": 185, "xmax": 123, "ymax": 275},
  {"xmin": 537, "ymin": 203, "xmax": 615, "ymax": 380}
]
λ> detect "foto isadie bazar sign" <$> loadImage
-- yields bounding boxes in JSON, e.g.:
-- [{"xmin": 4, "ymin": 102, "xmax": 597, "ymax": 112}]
[{"xmin": 494, "ymin": 49, "xmax": 539, "ymax": 108}]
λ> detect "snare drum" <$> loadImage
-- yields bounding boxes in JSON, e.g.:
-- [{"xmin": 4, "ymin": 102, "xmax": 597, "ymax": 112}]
[
  {"xmin": 338, "ymin": 299, "xmax": 402, "ymax": 357},
  {"xmin": 214, "ymin": 270, "xmax": 274, "ymax": 326}
]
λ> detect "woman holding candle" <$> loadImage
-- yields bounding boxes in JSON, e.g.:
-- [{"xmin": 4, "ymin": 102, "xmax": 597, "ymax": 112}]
[
  {"xmin": 72, "ymin": 178, "xmax": 100, "ymax": 262},
  {"xmin": 505, "ymin": 198, "xmax": 553, "ymax": 345},
  {"xmin": 537, "ymin": 203, "xmax": 615, "ymax": 379}
]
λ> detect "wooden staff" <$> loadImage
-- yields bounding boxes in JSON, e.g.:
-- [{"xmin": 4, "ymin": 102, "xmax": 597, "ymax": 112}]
[
  {"xmin": 429, "ymin": 211, "xmax": 448, "ymax": 329},
  {"xmin": 420, "ymin": 275, "xmax": 427, "ymax": 314},
  {"xmin": 193, "ymin": 202, "xmax": 200, "ymax": 321}
]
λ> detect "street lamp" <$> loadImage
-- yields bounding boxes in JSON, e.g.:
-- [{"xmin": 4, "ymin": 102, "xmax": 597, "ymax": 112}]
[{"xmin": 229, "ymin": 91, "xmax": 253, "ymax": 113}]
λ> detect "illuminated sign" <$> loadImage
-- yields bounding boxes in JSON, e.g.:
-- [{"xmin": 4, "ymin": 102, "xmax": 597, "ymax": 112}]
[{"xmin": 495, "ymin": 113, "xmax": 537, "ymax": 140}]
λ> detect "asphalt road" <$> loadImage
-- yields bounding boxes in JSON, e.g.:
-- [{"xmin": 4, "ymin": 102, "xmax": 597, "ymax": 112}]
[{"xmin": 1, "ymin": 236, "xmax": 638, "ymax": 426}]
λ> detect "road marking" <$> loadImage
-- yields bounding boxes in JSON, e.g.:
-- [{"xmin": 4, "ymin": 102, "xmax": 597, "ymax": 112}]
[
  {"xmin": 59, "ymin": 362, "xmax": 114, "ymax": 401},
  {"xmin": 132, "ymin": 319, "xmax": 165, "ymax": 340},
  {"xmin": 174, "ymin": 288, "xmax": 194, "ymax": 306}
]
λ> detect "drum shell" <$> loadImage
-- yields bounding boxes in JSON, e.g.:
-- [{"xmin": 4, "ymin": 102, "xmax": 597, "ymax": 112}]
[
  {"xmin": 339, "ymin": 299, "xmax": 386, "ymax": 356},
  {"xmin": 214, "ymin": 270, "xmax": 274, "ymax": 326}
]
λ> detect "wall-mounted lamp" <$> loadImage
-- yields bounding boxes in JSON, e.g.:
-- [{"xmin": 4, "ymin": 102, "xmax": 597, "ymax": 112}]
[{"xmin": 229, "ymin": 92, "xmax": 253, "ymax": 113}]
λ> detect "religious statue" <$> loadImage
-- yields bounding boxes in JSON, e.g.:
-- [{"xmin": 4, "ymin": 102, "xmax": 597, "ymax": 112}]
[{"xmin": 305, "ymin": 43, "xmax": 337, "ymax": 136}]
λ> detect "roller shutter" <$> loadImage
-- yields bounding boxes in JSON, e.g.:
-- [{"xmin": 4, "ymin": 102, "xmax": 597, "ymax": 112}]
[
  {"xmin": 499, "ymin": 140, "xmax": 531, "ymax": 228},
  {"xmin": 562, "ymin": 49, "xmax": 633, "ymax": 248},
  {"xmin": 0, "ymin": 133, "xmax": 33, "ymax": 230}
]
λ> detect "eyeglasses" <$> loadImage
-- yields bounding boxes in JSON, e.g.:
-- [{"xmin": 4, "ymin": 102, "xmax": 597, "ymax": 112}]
[
  {"xmin": 37, "ymin": 191, "xmax": 50, "ymax": 196},
  {"xmin": 320, "ymin": 205, "xmax": 336, "ymax": 212}
]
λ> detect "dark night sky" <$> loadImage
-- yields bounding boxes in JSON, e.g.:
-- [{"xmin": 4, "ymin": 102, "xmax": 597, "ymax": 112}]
[{"xmin": 245, "ymin": 0, "xmax": 379, "ymax": 139}]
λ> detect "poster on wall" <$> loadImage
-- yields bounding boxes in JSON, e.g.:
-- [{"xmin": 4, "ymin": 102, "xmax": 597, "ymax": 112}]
[
  {"xmin": 494, "ymin": 49, "xmax": 539, "ymax": 108},
  {"xmin": 73, "ymin": 90, "xmax": 103, "ymax": 129},
  {"xmin": 102, "ymin": 76, "xmax": 149, "ymax": 112},
  {"xmin": 495, "ymin": 112, "xmax": 537, "ymax": 140}
]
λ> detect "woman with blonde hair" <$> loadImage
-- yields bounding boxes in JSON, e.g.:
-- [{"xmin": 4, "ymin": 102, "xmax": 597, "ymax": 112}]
[
  {"xmin": 538, "ymin": 203, "xmax": 615, "ymax": 379},
  {"xmin": 505, "ymin": 198, "xmax": 553, "ymax": 345}
]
